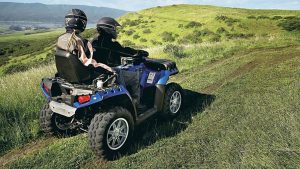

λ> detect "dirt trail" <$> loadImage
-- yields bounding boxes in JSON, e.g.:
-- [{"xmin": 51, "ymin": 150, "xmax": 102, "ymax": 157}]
[
  {"xmin": 202, "ymin": 60, "xmax": 259, "ymax": 93},
  {"xmin": 202, "ymin": 46, "xmax": 300, "ymax": 93},
  {"xmin": 0, "ymin": 137, "xmax": 56, "ymax": 168},
  {"xmin": 177, "ymin": 45, "xmax": 300, "ymax": 83}
]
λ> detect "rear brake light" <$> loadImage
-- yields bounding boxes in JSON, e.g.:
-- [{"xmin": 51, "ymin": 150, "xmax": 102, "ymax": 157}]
[
  {"xmin": 43, "ymin": 83, "xmax": 49, "ymax": 93},
  {"xmin": 78, "ymin": 95, "xmax": 91, "ymax": 104}
]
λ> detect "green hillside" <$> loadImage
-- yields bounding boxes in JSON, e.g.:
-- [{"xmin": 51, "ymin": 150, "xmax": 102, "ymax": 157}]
[
  {"xmin": 116, "ymin": 5, "xmax": 300, "ymax": 47},
  {"xmin": 1, "ymin": 4, "xmax": 300, "ymax": 168},
  {"xmin": 0, "ymin": 28, "xmax": 95, "ymax": 76}
]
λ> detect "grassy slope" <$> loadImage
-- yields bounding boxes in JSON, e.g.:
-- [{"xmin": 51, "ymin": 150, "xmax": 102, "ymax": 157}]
[
  {"xmin": 0, "ymin": 29, "xmax": 62, "ymax": 75},
  {"xmin": 2, "ymin": 41, "xmax": 300, "ymax": 168},
  {"xmin": 117, "ymin": 5, "xmax": 300, "ymax": 46},
  {"xmin": 0, "ymin": 4, "xmax": 300, "ymax": 168},
  {"xmin": 0, "ymin": 28, "xmax": 96, "ymax": 75}
]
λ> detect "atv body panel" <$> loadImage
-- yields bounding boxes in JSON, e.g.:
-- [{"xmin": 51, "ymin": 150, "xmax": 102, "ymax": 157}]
[{"xmin": 40, "ymin": 57, "xmax": 179, "ymax": 124}]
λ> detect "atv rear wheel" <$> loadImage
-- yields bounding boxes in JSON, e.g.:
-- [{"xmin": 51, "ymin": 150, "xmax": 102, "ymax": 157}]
[
  {"xmin": 39, "ymin": 101, "xmax": 54, "ymax": 135},
  {"xmin": 161, "ymin": 83, "xmax": 183, "ymax": 118},
  {"xmin": 39, "ymin": 101, "xmax": 76, "ymax": 136},
  {"xmin": 88, "ymin": 107, "xmax": 134, "ymax": 160}
]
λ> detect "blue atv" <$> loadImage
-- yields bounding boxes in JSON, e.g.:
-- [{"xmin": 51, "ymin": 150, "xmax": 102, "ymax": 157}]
[{"xmin": 40, "ymin": 49, "xmax": 183, "ymax": 159}]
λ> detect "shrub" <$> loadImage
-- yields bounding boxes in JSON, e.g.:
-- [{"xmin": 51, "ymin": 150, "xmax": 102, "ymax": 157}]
[
  {"xmin": 0, "ymin": 48, "xmax": 6, "ymax": 55},
  {"xmin": 278, "ymin": 18, "xmax": 300, "ymax": 31},
  {"xmin": 140, "ymin": 25, "xmax": 147, "ymax": 28},
  {"xmin": 3, "ymin": 63, "xmax": 30, "ymax": 74},
  {"xmin": 185, "ymin": 21, "xmax": 203, "ymax": 28},
  {"xmin": 238, "ymin": 24, "xmax": 249, "ymax": 30},
  {"xmin": 125, "ymin": 29, "xmax": 135, "ymax": 36},
  {"xmin": 209, "ymin": 34, "xmax": 221, "ymax": 42},
  {"xmin": 140, "ymin": 38, "xmax": 147, "ymax": 42},
  {"xmin": 8, "ymin": 48, "xmax": 14, "ymax": 54},
  {"xmin": 182, "ymin": 34, "xmax": 202, "ymax": 44},
  {"xmin": 161, "ymin": 31, "xmax": 175, "ymax": 42},
  {"xmin": 122, "ymin": 40, "xmax": 136, "ymax": 47},
  {"xmin": 9, "ymin": 25, "xmax": 23, "ymax": 31},
  {"xmin": 272, "ymin": 16, "xmax": 283, "ymax": 20},
  {"xmin": 215, "ymin": 15, "xmax": 229, "ymax": 21},
  {"xmin": 178, "ymin": 24, "xmax": 184, "ymax": 28},
  {"xmin": 226, "ymin": 33, "xmax": 255, "ymax": 39},
  {"xmin": 122, "ymin": 19, "xmax": 141, "ymax": 27},
  {"xmin": 81, "ymin": 29, "xmax": 97, "ymax": 39},
  {"xmin": 215, "ymin": 15, "xmax": 240, "ymax": 26},
  {"xmin": 177, "ymin": 38, "xmax": 189, "ymax": 44},
  {"xmin": 133, "ymin": 34, "xmax": 140, "ymax": 39},
  {"xmin": 216, "ymin": 27, "xmax": 227, "ymax": 34},
  {"xmin": 0, "ymin": 57, "xmax": 9, "ymax": 67},
  {"xmin": 225, "ymin": 18, "xmax": 240, "ymax": 26},
  {"xmin": 200, "ymin": 28, "xmax": 214, "ymax": 36},
  {"xmin": 150, "ymin": 40, "xmax": 162, "ymax": 45},
  {"xmin": 247, "ymin": 15, "xmax": 256, "ymax": 19},
  {"xmin": 178, "ymin": 30, "xmax": 202, "ymax": 44},
  {"xmin": 143, "ymin": 29, "xmax": 151, "ymax": 34},
  {"xmin": 257, "ymin": 15, "xmax": 270, "ymax": 20},
  {"xmin": 163, "ymin": 44, "xmax": 185, "ymax": 58},
  {"xmin": 284, "ymin": 16, "xmax": 298, "ymax": 20}
]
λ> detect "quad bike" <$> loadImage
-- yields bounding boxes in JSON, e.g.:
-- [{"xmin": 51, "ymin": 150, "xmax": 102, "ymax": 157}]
[{"xmin": 40, "ymin": 49, "xmax": 183, "ymax": 159}]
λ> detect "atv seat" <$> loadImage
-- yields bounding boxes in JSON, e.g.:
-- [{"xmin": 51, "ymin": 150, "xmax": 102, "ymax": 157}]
[
  {"xmin": 55, "ymin": 49, "xmax": 95, "ymax": 84},
  {"xmin": 144, "ymin": 58, "xmax": 177, "ymax": 71}
]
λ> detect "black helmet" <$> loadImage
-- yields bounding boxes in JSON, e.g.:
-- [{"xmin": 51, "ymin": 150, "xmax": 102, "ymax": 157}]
[
  {"xmin": 65, "ymin": 9, "xmax": 87, "ymax": 32},
  {"xmin": 96, "ymin": 17, "xmax": 121, "ymax": 39}
]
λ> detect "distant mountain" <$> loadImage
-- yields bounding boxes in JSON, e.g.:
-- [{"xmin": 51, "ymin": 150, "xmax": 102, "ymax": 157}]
[{"xmin": 0, "ymin": 2, "xmax": 128, "ymax": 23}]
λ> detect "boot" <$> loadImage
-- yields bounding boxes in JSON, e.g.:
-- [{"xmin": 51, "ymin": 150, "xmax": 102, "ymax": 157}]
[{"xmin": 133, "ymin": 99, "xmax": 147, "ymax": 113}]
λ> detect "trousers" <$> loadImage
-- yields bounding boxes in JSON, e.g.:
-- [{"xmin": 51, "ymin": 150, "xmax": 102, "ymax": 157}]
[{"xmin": 113, "ymin": 68, "xmax": 141, "ymax": 104}]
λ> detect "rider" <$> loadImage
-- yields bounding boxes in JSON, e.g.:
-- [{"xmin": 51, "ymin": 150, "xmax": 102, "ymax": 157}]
[
  {"xmin": 56, "ymin": 9, "xmax": 114, "ymax": 75},
  {"xmin": 91, "ymin": 17, "xmax": 148, "ymax": 110}
]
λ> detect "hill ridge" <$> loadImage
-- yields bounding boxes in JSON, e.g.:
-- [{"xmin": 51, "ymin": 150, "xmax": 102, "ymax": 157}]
[{"xmin": 0, "ymin": 2, "xmax": 128, "ymax": 23}]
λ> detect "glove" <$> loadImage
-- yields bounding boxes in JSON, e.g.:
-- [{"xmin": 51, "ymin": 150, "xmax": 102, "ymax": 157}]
[{"xmin": 137, "ymin": 50, "xmax": 149, "ymax": 57}]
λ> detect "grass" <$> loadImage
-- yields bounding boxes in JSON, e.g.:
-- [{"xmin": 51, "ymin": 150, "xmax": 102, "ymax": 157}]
[
  {"xmin": 1, "ymin": 38, "xmax": 300, "ymax": 168},
  {"xmin": 1, "ymin": 4, "xmax": 300, "ymax": 169},
  {"xmin": 0, "ymin": 64, "xmax": 56, "ymax": 155}
]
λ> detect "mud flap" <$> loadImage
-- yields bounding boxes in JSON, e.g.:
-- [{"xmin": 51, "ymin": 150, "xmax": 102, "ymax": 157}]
[{"xmin": 49, "ymin": 101, "xmax": 77, "ymax": 117}]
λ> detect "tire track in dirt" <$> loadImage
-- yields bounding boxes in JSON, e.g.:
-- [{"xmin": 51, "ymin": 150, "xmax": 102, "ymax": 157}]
[
  {"xmin": 175, "ymin": 46, "xmax": 280, "ymax": 84},
  {"xmin": 0, "ymin": 137, "xmax": 56, "ymax": 168},
  {"xmin": 202, "ymin": 46, "xmax": 300, "ymax": 93},
  {"xmin": 202, "ymin": 60, "xmax": 258, "ymax": 93},
  {"xmin": 177, "ymin": 45, "xmax": 300, "ymax": 84}
]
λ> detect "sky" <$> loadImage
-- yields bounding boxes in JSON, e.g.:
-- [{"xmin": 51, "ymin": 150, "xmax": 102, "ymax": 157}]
[{"xmin": 1, "ymin": 0, "xmax": 300, "ymax": 11}]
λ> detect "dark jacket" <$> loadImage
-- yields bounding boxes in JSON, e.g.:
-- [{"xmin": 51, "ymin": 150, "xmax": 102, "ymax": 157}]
[{"xmin": 91, "ymin": 33, "xmax": 138, "ymax": 67}]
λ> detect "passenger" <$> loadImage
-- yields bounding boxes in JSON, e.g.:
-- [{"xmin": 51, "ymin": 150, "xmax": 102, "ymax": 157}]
[
  {"xmin": 91, "ymin": 17, "xmax": 148, "ymax": 110},
  {"xmin": 56, "ymin": 9, "xmax": 114, "ymax": 75}
]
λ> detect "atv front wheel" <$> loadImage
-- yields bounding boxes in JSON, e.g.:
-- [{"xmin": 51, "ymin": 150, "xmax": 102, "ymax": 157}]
[
  {"xmin": 161, "ymin": 83, "xmax": 183, "ymax": 118},
  {"xmin": 88, "ymin": 107, "xmax": 134, "ymax": 160}
]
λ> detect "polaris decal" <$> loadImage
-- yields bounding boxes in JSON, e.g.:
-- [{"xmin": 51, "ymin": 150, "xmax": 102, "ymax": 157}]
[{"xmin": 147, "ymin": 72, "xmax": 156, "ymax": 84}]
